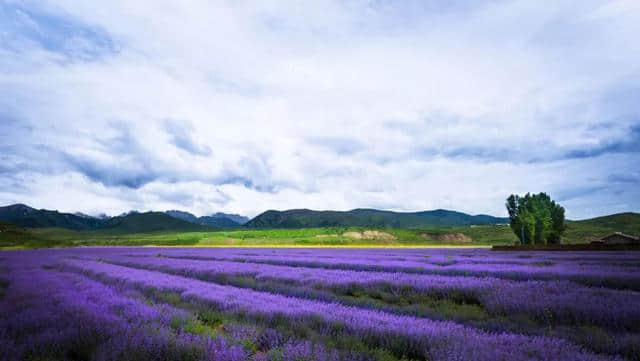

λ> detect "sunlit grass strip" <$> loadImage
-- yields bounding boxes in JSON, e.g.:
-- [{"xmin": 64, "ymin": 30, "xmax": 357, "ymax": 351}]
[
  {"xmin": 18, "ymin": 225, "xmax": 520, "ymax": 248},
  {"xmin": 145, "ymin": 244, "xmax": 493, "ymax": 249}
]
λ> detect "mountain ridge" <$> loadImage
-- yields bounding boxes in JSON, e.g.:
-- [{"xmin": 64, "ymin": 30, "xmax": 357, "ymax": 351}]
[
  {"xmin": 0, "ymin": 204, "xmax": 214, "ymax": 232},
  {"xmin": 99, "ymin": 211, "xmax": 212, "ymax": 233},
  {"xmin": 2, "ymin": 203, "xmax": 637, "ymax": 234},
  {"xmin": 0, "ymin": 204, "xmax": 103, "ymax": 230},
  {"xmin": 0, "ymin": 204, "xmax": 510, "ymax": 230},
  {"xmin": 245, "ymin": 208, "xmax": 509, "ymax": 229}
]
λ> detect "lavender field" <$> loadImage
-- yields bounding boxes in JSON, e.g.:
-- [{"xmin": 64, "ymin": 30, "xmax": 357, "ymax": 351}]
[{"xmin": 2, "ymin": 248, "xmax": 640, "ymax": 361}]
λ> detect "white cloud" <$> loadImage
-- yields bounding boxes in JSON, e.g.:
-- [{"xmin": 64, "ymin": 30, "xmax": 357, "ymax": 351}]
[{"xmin": 1, "ymin": 0, "xmax": 639, "ymax": 219}]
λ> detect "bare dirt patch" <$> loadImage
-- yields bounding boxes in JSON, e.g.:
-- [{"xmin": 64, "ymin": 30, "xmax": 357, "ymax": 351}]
[
  {"xmin": 421, "ymin": 233, "xmax": 472, "ymax": 243},
  {"xmin": 342, "ymin": 230, "xmax": 397, "ymax": 242}
]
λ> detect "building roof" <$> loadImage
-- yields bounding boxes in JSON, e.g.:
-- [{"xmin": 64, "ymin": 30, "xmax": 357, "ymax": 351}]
[{"xmin": 601, "ymin": 232, "xmax": 640, "ymax": 241}]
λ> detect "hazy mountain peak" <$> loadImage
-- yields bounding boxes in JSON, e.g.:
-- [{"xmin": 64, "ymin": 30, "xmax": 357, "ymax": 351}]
[
  {"xmin": 6, "ymin": 203, "xmax": 36, "ymax": 212},
  {"xmin": 209, "ymin": 212, "xmax": 250, "ymax": 225},
  {"xmin": 165, "ymin": 210, "xmax": 198, "ymax": 222},
  {"xmin": 164, "ymin": 210, "xmax": 247, "ymax": 227},
  {"xmin": 74, "ymin": 212, "xmax": 97, "ymax": 219}
]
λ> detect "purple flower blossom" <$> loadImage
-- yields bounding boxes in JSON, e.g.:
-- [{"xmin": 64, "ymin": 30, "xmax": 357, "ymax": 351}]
[{"xmin": 2, "ymin": 247, "xmax": 637, "ymax": 361}]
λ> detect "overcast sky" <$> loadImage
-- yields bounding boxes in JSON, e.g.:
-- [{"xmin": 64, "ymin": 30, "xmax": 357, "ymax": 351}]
[{"xmin": 1, "ymin": 0, "xmax": 639, "ymax": 219}]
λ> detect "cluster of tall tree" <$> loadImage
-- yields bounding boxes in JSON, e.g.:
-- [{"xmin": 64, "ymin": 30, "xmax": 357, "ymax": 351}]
[{"xmin": 506, "ymin": 193, "xmax": 566, "ymax": 245}]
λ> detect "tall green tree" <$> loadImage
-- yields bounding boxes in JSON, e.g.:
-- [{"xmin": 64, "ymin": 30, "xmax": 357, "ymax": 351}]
[{"xmin": 506, "ymin": 192, "xmax": 566, "ymax": 245}]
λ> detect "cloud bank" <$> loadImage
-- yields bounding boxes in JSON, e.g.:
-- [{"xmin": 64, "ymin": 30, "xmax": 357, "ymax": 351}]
[{"xmin": 1, "ymin": 0, "xmax": 639, "ymax": 219}]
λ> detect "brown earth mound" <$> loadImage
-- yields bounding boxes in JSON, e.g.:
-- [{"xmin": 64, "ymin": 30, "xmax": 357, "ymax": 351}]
[
  {"xmin": 342, "ymin": 230, "xmax": 397, "ymax": 242},
  {"xmin": 421, "ymin": 232, "xmax": 472, "ymax": 243}
]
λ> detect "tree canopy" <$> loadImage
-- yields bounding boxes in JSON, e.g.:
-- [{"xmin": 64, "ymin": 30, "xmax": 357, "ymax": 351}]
[{"xmin": 506, "ymin": 193, "xmax": 566, "ymax": 245}]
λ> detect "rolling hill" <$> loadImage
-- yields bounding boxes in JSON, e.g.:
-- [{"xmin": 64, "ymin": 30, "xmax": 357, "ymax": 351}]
[
  {"xmin": 0, "ymin": 204, "xmax": 101, "ymax": 230},
  {"xmin": 245, "ymin": 208, "xmax": 509, "ymax": 229},
  {"xmin": 0, "ymin": 204, "xmax": 214, "ymax": 233},
  {"xmin": 563, "ymin": 212, "xmax": 640, "ymax": 243},
  {"xmin": 98, "ymin": 212, "xmax": 214, "ymax": 233}
]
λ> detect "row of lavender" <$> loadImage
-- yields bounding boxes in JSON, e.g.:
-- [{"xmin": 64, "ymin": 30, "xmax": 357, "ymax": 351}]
[
  {"xmin": 145, "ymin": 247, "xmax": 640, "ymax": 290},
  {"xmin": 79, "ymin": 249, "xmax": 640, "ymax": 359},
  {"xmin": 0, "ymin": 252, "xmax": 247, "ymax": 361},
  {"xmin": 58, "ymin": 257, "xmax": 612, "ymax": 361},
  {"xmin": 3, "ymin": 247, "xmax": 640, "ymax": 361},
  {"xmin": 0, "ymin": 251, "xmax": 372, "ymax": 361},
  {"xmin": 90, "ymin": 253, "xmax": 640, "ymax": 332}
]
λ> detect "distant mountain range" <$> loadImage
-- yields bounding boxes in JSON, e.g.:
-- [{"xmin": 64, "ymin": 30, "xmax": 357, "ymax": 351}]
[
  {"xmin": 0, "ymin": 204, "xmax": 104, "ymax": 231},
  {"xmin": 0, "ymin": 204, "xmax": 244, "ymax": 232},
  {"xmin": 1, "ymin": 203, "xmax": 638, "ymax": 238},
  {"xmin": 245, "ymin": 208, "xmax": 509, "ymax": 228},
  {"xmin": 0, "ymin": 204, "xmax": 509, "ymax": 231},
  {"xmin": 98, "ymin": 212, "xmax": 213, "ymax": 233}
]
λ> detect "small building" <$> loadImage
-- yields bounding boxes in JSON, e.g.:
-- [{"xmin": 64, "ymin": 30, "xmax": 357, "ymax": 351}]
[{"xmin": 601, "ymin": 232, "xmax": 640, "ymax": 245}]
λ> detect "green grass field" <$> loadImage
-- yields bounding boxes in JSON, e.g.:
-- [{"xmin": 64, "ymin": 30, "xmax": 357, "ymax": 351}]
[
  {"xmin": 1, "ymin": 212, "xmax": 637, "ymax": 249},
  {"xmin": 2, "ymin": 225, "xmax": 512, "ymax": 248}
]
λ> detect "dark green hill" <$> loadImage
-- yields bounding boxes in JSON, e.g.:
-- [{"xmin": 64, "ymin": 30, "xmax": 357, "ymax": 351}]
[
  {"xmin": 0, "ymin": 204, "xmax": 101, "ymax": 230},
  {"xmin": 99, "ymin": 212, "xmax": 213, "ymax": 233},
  {"xmin": 563, "ymin": 212, "xmax": 640, "ymax": 243},
  {"xmin": 245, "ymin": 208, "xmax": 509, "ymax": 229},
  {"xmin": 0, "ymin": 204, "xmax": 215, "ymax": 233}
]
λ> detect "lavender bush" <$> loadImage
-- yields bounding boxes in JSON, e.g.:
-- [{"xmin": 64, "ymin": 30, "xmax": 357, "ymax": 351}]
[{"xmin": 2, "ymin": 247, "xmax": 638, "ymax": 361}]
